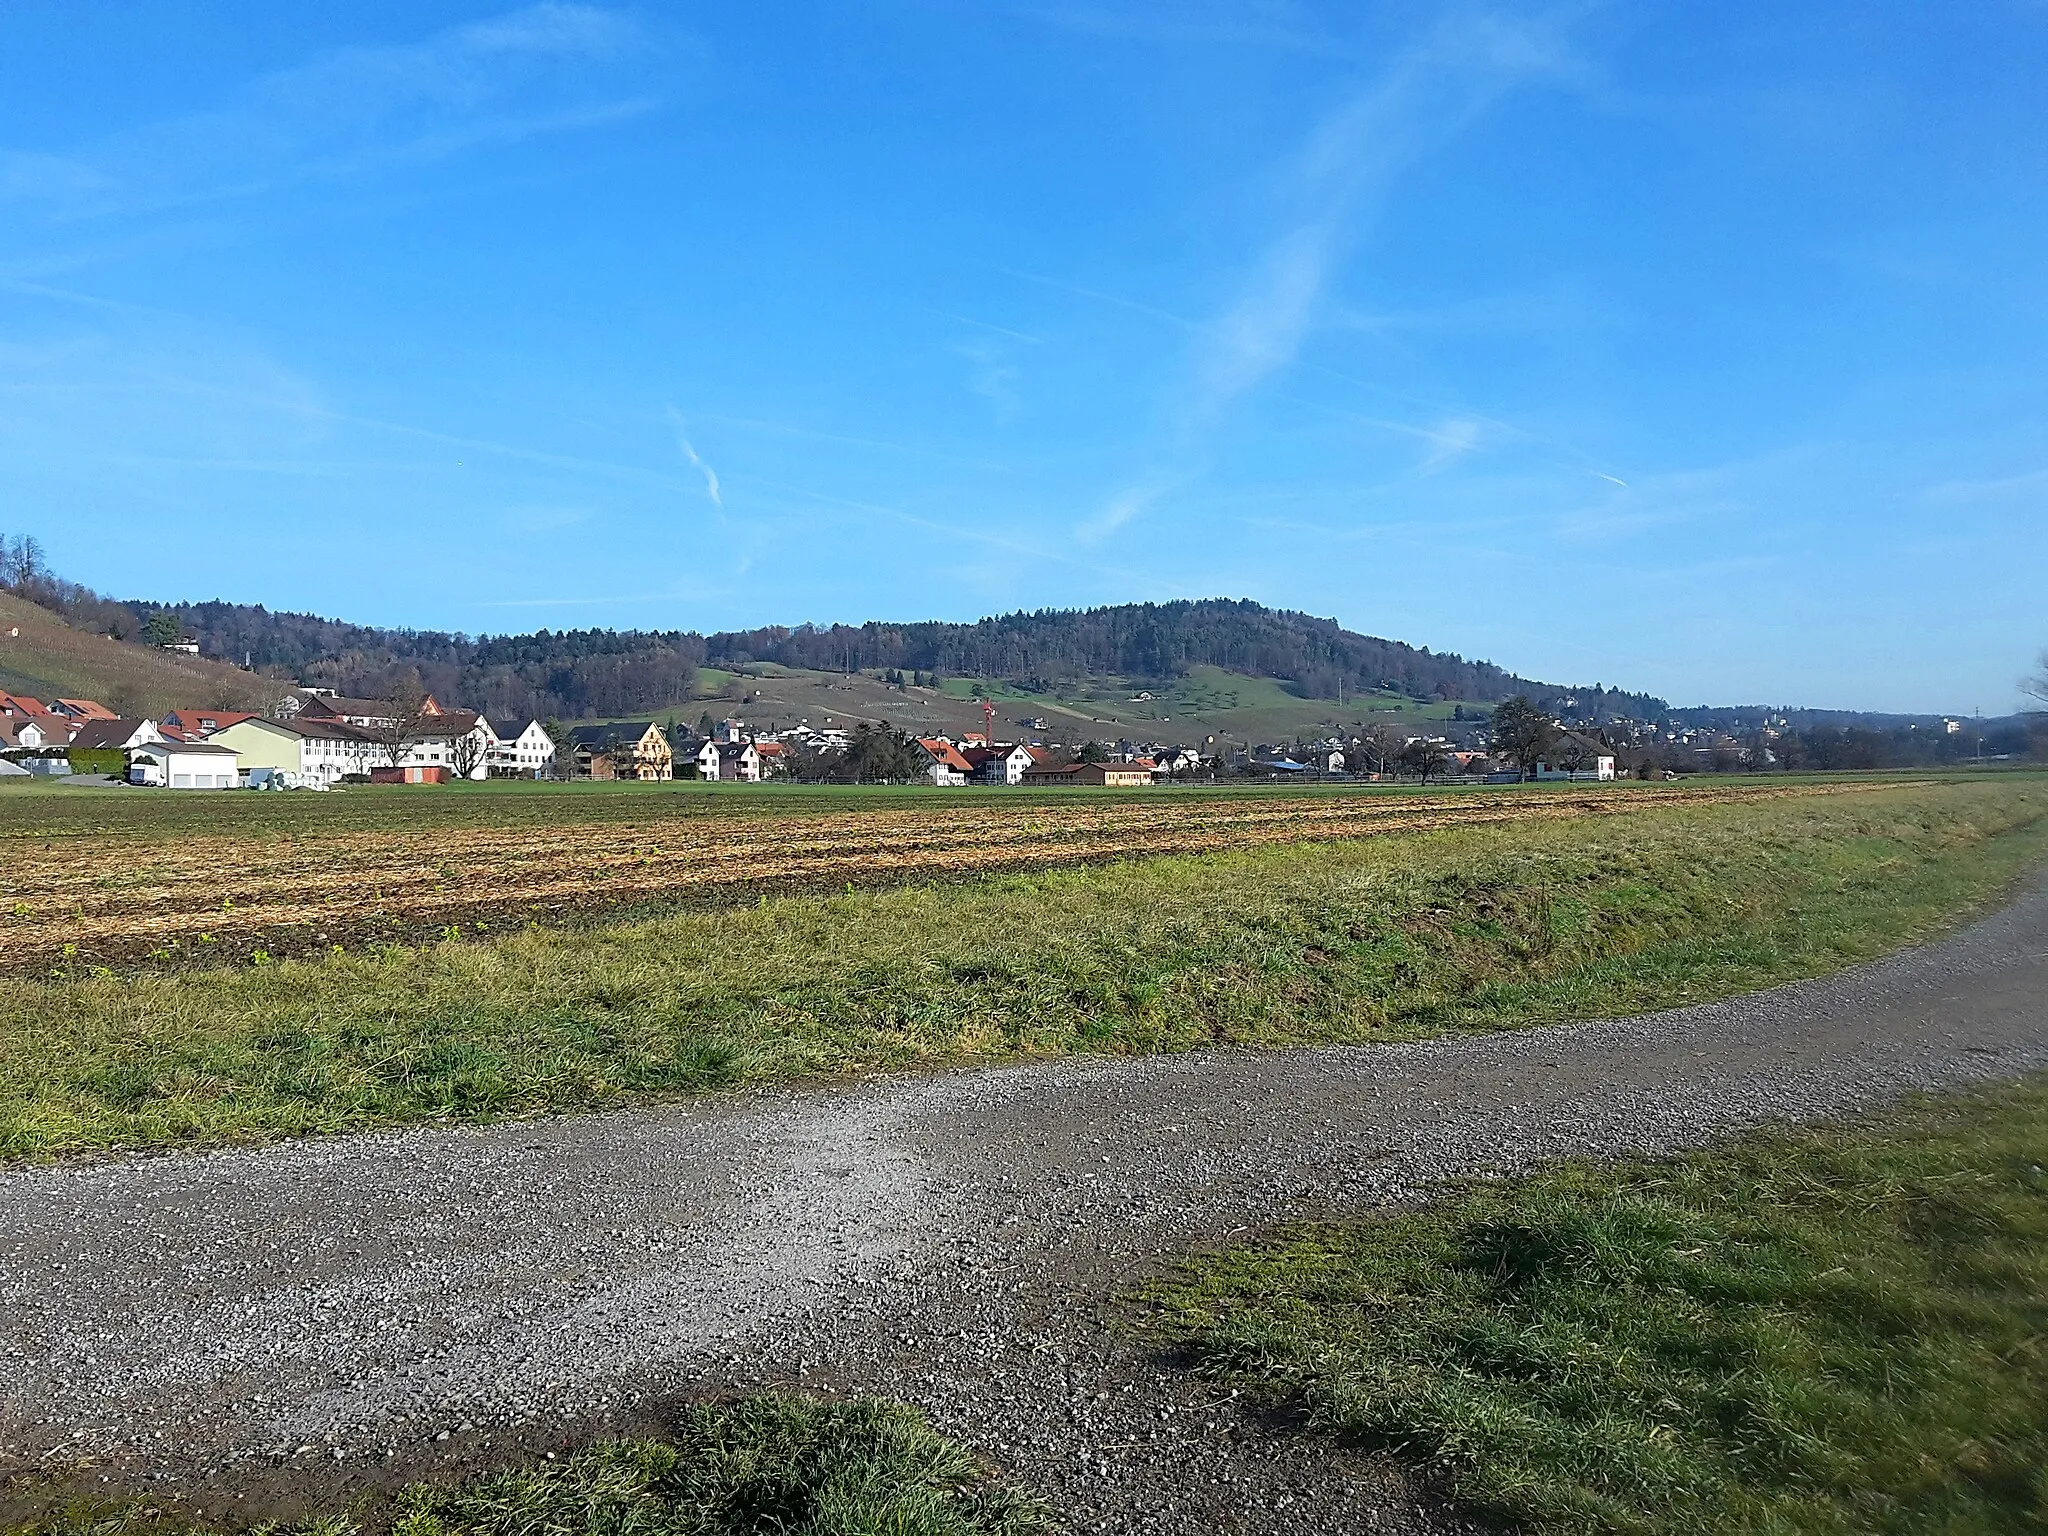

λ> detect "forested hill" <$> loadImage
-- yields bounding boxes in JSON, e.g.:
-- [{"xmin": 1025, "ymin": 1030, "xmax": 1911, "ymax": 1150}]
[
  {"xmin": 703, "ymin": 602, "xmax": 1663, "ymax": 718},
  {"xmin": 130, "ymin": 595, "xmax": 1665, "ymax": 723}
]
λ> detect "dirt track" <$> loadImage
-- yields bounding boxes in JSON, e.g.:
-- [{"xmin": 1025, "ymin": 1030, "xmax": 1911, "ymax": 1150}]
[{"xmin": 3, "ymin": 864, "xmax": 2044, "ymax": 1535}]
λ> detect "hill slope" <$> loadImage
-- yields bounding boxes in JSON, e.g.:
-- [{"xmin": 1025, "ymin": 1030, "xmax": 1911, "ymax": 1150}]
[
  {"xmin": 0, "ymin": 592, "xmax": 283, "ymax": 717},
  {"xmin": 130, "ymin": 596, "xmax": 1667, "ymax": 726}
]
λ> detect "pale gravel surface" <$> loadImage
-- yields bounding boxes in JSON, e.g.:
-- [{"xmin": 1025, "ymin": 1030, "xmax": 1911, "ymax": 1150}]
[{"xmin": 5, "ymin": 872, "xmax": 2048, "ymax": 1534}]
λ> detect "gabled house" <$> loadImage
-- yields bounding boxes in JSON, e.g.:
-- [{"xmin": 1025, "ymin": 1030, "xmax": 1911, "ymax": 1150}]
[
  {"xmin": 399, "ymin": 709, "xmax": 496, "ymax": 779},
  {"xmin": 670, "ymin": 735, "xmax": 723, "ymax": 780},
  {"xmin": 487, "ymin": 719, "xmax": 557, "ymax": 778},
  {"xmin": 567, "ymin": 722, "xmax": 673, "ymax": 780},
  {"xmin": 915, "ymin": 738, "xmax": 974, "ymax": 786},
  {"xmin": 161, "ymin": 709, "xmax": 257, "ymax": 740},
  {"xmin": 961, "ymin": 742, "xmax": 1038, "ymax": 785},
  {"xmin": 67, "ymin": 718, "xmax": 165, "ymax": 752},
  {"xmin": 287, "ymin": 693, "xmax": 444, "ymax": 729},
  {"xmin": 14, "ymin": 716, "xmax": 70, "ymax": 750},
  {"xmin": 52, "ymin": 698, "xmax": 118, "ymax": 721},
  {"xmin": 715, "ymin": 741, "xmax": 761, "ymax": 783},
  {"xmin": 1532, "ymin": 732, "xmax": 1618, "ymax": 782}
]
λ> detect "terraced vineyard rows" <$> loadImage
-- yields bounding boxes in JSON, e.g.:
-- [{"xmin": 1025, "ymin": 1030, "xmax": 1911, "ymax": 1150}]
[{"xmin": 5, "ymin": 780, "xmax": 1902, "ymax": 973}]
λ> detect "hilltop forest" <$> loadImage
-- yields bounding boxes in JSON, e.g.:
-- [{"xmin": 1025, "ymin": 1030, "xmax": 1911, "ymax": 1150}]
[
  {"xmin": 0, "ymin": 532, "xmax": 1661, "ymax": 723},
  {"xmin": 113, "ymin": 596, "xmax": 1666, "ymax": 725}
]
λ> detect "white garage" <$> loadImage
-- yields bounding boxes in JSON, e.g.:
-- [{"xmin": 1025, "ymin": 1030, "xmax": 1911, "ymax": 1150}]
[{"xmin": 129, "ymin": 741, "xmax": 243, "ymax": 789}]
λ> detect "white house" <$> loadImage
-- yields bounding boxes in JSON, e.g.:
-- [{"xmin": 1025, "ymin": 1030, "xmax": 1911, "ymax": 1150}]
[
  {"xmin": 68, "ymin": 717, "xmax": 166, "ymax": 753},
  {"xmin": 1532, "ymin": 732, "xmax": 1618, "ymax": 781},
  {"xmin": 488, "ymin": 719, "xmax": 557, "ymax": 778},
  {"xmin": 14, "ymin": 718, "xmax": 69, "ymax": 750},
  {"xmin": 915, "ymin": 738, "xmax": 973, "ymax": 786},
  {"xmin": 210, "ymin": 716, "xmax": 377, "ymax": 788},
  {"xmin": 399, "ymin": 710, "xmax": 496, "ymax": 779},
  {"xmin": 965, "ymin": 743, "xmax": 1038, "ymax": 785},
  {"xmin": 714, "ymin": 741, "xmax": 761, "ymax": 783},
  {"xmin": 128, "ymin": 740, "xmax": 242, "ymax": 789}
]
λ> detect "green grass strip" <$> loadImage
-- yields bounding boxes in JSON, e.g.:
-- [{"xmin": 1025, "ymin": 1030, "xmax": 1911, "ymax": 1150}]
[
  {"xmin": 4, "ymin": 778, "xmax": 2046, "ymax": 1159},
  {"xmin": 14, "ymin": 1395, "xmax": 1047, "ymax": 1536},
  {"xmin": 1151, "ymin": 1077, "xmax": 2048, "ymax": 1536}
]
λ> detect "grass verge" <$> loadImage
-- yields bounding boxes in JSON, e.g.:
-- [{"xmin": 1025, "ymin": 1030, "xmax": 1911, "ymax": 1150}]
[
  {"xmin": 12, "ymin": 1396, "xmax": 1046, "ymax": 1536},
  {"xmin": 1150, "ymin": 1076, "xmax": 2048, "ymax": 1536},
  {"xmin": 4, "ymin": 778, "xmax": 2045, "ymax": 1159}
]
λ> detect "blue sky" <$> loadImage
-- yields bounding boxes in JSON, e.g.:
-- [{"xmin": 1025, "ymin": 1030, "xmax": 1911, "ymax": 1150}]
[{"xmin": 3, "ymin": 2, "xmax": 2044, "ymax": 712}]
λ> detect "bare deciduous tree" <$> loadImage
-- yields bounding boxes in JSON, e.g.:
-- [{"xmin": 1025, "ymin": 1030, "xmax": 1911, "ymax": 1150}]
[
  {"xmin": 367, "ymin": 690, "xmax": 436, "ymax": 769},
  {"xmin": 449, "ymin": 728, "xmax": 486, "ymax": 780},
  {"xmin": 2024, "ymin": 651, "xmax": 2048, "ymax": 709},
  {"xmin": 1358, "ymin": 722, "xmax": 1408, "ymax": 776}
]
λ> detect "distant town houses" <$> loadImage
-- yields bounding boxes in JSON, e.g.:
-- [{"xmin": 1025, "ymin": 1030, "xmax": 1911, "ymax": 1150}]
[{"xmin": 0, "ymin": 678, "xmax": 1707, "ymax": 792}]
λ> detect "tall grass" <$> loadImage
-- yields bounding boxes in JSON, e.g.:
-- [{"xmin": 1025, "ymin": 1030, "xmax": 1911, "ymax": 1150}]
[
  {"xmin": 13, "ymin": 1396, "xmax": 1047, "ymax": 1536},
  {"xmin": 4, "ymin": 780, "xmax": 2044, "ymax": 1159},
  {"xmin": 1154, "ymin": 1077, "xmax": 2048, "ymax": 1535}
]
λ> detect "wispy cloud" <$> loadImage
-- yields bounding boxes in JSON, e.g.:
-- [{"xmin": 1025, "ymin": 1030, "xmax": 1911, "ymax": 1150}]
[
  {"xmin": 1417, "ymin": 416, "xmax": 1485, "ymax": 473},
  {"xmin": 680, "ymin": 440, "xmax": 722, "ymax": 506},
  {"xmin": 1083, "ymin": 7, "xmax": 1587, "ymax": 538},
  {"xmin": 667, "ymin": 411, "xmax": 724, "ymax": 506},
  {"xmin": 1076, "ymin": 482, "xmax": 1169, "ymax": 545},
  {"xmin": 0, "ymin": 3, "xmax": 658, "ymax": 222}
]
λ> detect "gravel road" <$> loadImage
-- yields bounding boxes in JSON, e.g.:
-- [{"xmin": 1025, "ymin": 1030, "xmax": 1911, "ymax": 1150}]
[{"xmin": 5, "ymin": 873, "xmax": 2048, "ymax": 1535}]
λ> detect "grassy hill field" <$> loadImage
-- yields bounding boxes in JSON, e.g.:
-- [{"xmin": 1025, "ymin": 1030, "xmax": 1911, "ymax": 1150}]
[
  {"xmin": 686, "ymin": 661, "xmax": 1469, "ymax": 746},
  {"xmin": 0, "ymin": 592, "xmax": 283, "ymax": 716}
]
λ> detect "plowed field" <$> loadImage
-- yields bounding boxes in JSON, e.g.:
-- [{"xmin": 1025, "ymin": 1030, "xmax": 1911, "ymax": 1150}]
[{"xmin": 4, "ymin": 780, "xmax": 1904, "ymax": 973}]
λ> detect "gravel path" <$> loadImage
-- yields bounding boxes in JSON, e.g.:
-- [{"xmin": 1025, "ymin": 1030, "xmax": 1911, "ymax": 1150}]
[{"xmin": 5, "ymin": 873, "xmax": 2048, "ymax": 1535}]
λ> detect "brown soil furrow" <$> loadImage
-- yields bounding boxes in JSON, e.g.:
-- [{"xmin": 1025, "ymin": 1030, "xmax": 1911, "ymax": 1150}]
[{"xmin": 8, "ymin": 781, "xmax": 1900, "ymax": 973}]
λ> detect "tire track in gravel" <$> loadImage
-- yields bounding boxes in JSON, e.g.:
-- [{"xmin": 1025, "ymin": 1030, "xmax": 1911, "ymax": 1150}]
[{"xmin": 3, "ymin": 864, "xmax": 2044, "ymax": 1536}]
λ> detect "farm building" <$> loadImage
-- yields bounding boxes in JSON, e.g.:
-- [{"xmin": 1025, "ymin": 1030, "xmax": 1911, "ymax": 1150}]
[
  {"xmin": 210, "ymin": 715, "xmax": 378, "ymax": 788},
  {"xmin": 369, "ymin": 765, "xmax": 450, "ymax": 784},
  {"xmin": 1020, "ymin": 762, "xmax": 1154, "ymax": 787},
  {"xmin": 128, "ymin": 741, "xmax": 242, "ymax": 789}
]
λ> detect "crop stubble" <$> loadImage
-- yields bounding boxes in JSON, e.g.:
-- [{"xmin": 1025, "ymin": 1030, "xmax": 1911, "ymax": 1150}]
[{"xmin": 6, "ymin": 780, "xmax": 1905, "ymax": 972}]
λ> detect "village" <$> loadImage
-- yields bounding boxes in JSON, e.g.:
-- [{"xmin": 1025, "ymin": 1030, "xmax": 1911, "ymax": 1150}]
[{"xmin": 0, "ymin": 685, "xmax": 1629, "ymax": 790}]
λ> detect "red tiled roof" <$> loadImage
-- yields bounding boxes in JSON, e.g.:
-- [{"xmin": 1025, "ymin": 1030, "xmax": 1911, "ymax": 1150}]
[
  {"xmin": 162, "ymin": 709, "xmax": 257, "ymax": 737},
  {"xmin": 917, "ymin": 738, "xmax": 974, "ymax": 773}
]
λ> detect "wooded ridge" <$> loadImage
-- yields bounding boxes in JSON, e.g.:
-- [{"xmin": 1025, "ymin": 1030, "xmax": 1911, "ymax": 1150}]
[{"xmin": 119, "ymin": 596, "xmax": 1669, "ymax": 724}]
